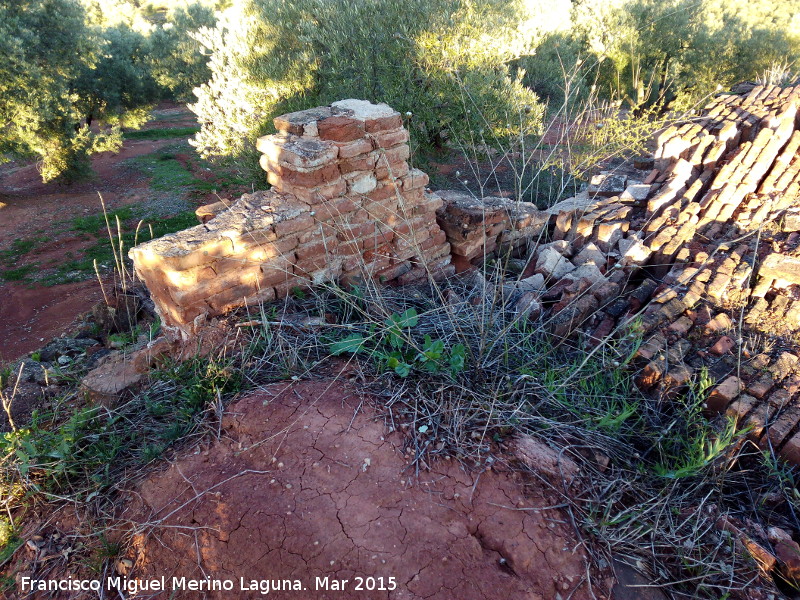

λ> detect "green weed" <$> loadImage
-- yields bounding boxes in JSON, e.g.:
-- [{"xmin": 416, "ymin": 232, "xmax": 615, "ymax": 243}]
[
  {"xmin": 0, "ymin": 265, "xmax": 36, "ymax": 281},
  {"xmin": 123, "ymin": 126, "xmax": 200, "ymax": 140},
  {"xmin": 73, "ymin": 207, "xmax": 134, "ymax": 233},
  {"xmin": 330, "ymin": 307, "xmax": 466, "ymax": 378}
]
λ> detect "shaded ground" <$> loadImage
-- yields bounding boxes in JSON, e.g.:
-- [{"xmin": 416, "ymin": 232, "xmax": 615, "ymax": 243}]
[
  {"xmin": 0, "ymin": 280, "xmax": 103, "ymax": 364},
  {"xmin": 119, "ymin": 379, "xmax": 599, "ymax": 600}
]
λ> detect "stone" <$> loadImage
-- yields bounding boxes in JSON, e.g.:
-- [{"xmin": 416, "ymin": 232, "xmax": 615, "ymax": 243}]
[
  {"xmin": 776, "ymin": 539, "xmax": 800, "ymax": 583},
  {"xmin": 534, "ymin": 247, "xmax": 575, "ymax": 280},
  {"xmin": 784, "ymin": 211, "xmax": 800, "ymax": 232},
  {"xmin": 568, "ymin": 263, "xmax": 605, "ymax": 285},
  {"xmin": 668, "ymin": 316, "xmax": 694, "ymax": 335},
  {"xmin": 512, "ymin": 434, "xmax": 579, "ymax": 485},
  {"xmin": 588, "ymin": 172, "xmax": 626, "ymax": 197},
  {"xmin": 769, "ymin": 352, "xmax": 799, "ymax": 381},
  {"xmin": 195, "ymin": 200, "xmax": 230, "ymax": 224},
  {"xmin": 513, "ymin": 292, "xmax": 542, "ymax": 320},
  {"xmin": 515, "ymin": 273, "xmax": 545, "ymax": 294},
  {"xmin": 273, "ymin": 106, "xmax": 333, "ymax": 136},
  {"xmin": 759, "ymin": 253, "xmax": 800, "ymax": 286},
  {"xmin": 618, "ymin": 235, "xmax": 651, "ymax": 266},
  {"xmin": 572, "ymin": 242, "xmax": 606, "ymax": 267},
  {"xmin": 256, "ymin": 134, "xmax": 338, "ymax": 169},
  {"xmin": 80, "ymin": 352, "xmax": 146, "ymax": 407},
  {"xmin": 620, "ymin": 183, "xmax": 652, "ymax": 202}
]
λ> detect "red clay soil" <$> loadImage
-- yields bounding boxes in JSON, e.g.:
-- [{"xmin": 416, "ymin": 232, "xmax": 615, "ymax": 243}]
[
  {"xmin": 120, "ymin": 379, "xmax": 600, "ymax": 600},
  {"xmin": 0, "ymin": 105, "xmax": 198, "ymax": 364},
  {"xmin": 0, "ymin": 280, "xmax": 103, "ymax": 363},
  {"xmin": 0, "ymin": 138, "xmax": 171, "ymax": 251}
]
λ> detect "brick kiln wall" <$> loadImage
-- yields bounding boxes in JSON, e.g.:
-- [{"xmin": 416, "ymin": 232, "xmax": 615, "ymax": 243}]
[{"xmin": 130, "ymin": 99, "xmax": 453, "ymax": 335}]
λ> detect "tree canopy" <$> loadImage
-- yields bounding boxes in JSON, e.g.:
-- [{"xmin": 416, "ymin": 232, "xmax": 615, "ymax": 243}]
[{"xmin": 0, "ymin": 0, "xmax": 216, "ymax": 182}]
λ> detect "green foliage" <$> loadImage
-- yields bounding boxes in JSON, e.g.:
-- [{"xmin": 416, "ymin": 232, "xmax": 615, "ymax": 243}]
[
  {"xmin": 0, "ymin": 353, "xmax": 240, "ymax": 496},
  {"xmin": 146, "ymin": 2, "xmax": 216, "ymax": 100},
  {"xmin": 330, "ymin": 308, "xmax": 466, "ymax": 378},
  {"xmin": 124, "ymin": 126, "xmax": 201, "ymax": 140},
  {"xmin": 569, "ymin": 0, "xmax": 800, "ymax": 109},
  {"xmin": 0, "ymin": 265, "xmax": 36, "ymax": 282},
  {"xmin": 190, "ymin": 0, "xmax": 545, "ymax": 166},
  {"xmin": 653, "ymin": 368, "xmax": 746, "ymax": 478},
  {"xmin": 0, "ymin": 0, "xmax": 217, "ymax": 182}
]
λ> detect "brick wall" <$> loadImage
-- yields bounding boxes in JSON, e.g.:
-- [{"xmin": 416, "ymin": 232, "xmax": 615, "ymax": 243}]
[{"xmin": 130, "ymin": 99, "xmax": 452, "ymax": 335}]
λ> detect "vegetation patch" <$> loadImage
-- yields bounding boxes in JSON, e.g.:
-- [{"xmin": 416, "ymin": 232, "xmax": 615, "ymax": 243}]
[{"xmin": 123, "ymin": 126, "xmax": 200, "ymax": 141}]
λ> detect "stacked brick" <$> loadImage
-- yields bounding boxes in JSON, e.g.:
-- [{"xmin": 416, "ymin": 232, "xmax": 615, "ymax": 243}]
[
  {"xmin": 501, "ymin": 82, "xmax": 800, "ymax": 464},
  {"xmin": 434, "ymin": 191, "xmax": 549, "ymax": 272},
  {"xmin": 130, "ymin": 99, "xmax": 452, "ymax": 335},
  {"xmin": 431, "ymin": 83, "xmax": 800, "ymax": 462}
]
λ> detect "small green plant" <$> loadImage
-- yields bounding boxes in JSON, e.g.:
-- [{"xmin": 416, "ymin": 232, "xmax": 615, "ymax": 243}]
[
  {"xmin": 653, "ymin": 369, "xmax": 745, "ymax": 479},
  {"xmin": 330, "ymin": 308, "xmax": 466, "ymax": 378},
  {"xmin": 0, "ymin": 265, "xmax": 36, "ymax": 281}
]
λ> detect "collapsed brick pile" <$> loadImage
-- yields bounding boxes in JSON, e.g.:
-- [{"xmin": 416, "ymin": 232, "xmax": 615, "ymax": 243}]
[
  {"xmin": 504, "ymin": 83, "xmax": 800, "ymax": 464},
  {"xmin": 130, "ymin": 88, "xmax": 800, "ymax": 462},
  {"xmin": 130, "ymin": 100, "xmax": 452, "ymax": 334}
]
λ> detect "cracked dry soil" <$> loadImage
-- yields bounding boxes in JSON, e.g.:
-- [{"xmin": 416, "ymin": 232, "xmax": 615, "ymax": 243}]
[{"xmin": 123, "ymin": 379, "xmax": 597, "ymax": 599}]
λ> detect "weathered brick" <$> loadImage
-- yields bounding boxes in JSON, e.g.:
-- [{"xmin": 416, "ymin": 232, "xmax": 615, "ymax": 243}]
[
  {"xmin": 707, "ymin": 376, "xmax": 742, "ymax": 413},
  {"xmin": 371, "ymin": 127, "xmax": 410, "ymax": 148},
  {"xmin": 275, "ymin": 213, "xmax": 315, "ymax": 237},
  {"xmin": 317, "ymin": 115, "xmax": 365, "ymax": 142},
  {"xmin": 264, "ymin": 159, "xmax": 341, "ymax": 188}
]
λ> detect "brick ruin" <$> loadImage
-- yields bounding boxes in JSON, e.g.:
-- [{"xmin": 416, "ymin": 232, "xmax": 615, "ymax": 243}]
[
  {"xmin": 132, "ymin": 87, "xmax": 800, "ymax": 462},
  {"xmin": 506, "ymin": 82, "xmax": 800, "ymax": 464},
  {"xmin": 130, "ymin": 100, "xmax": 454, "ymax": 331}
]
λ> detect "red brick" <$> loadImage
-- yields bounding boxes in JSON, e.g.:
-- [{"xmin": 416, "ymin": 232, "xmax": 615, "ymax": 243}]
[
  {"xmin": 362, "ymin": 243, "xmax": 393, "ymax": 263},
  {"xmin": 335, "ymin": 138, "xmax": 373, "ymax": 159},
  {"xmin": 275, "ymin": 213, "xmax": 315, "ymax": 237},
  {"xmin": 381, "ymin": 144, "xmax": 411, "ymax": 163},
  {"xmin": 318, "ymin": 115, "xmax": 365, "ymax": 142},
  {"xmin": 260, "ymin": 254, "xmax": 297, "ymax": 285},
  {"xmin": 339, "ymin": 152, "xmax": 378, "ymax": 174},
  {"xmin": 402, "ymin": 168, "xmax": 429, "ymax": 191},
  {"xmin": 207, "ymin": 282, "xmax": 276, "ymax": 313},
  {"xmin": 747, "ymin": 374, "xmax": 774, "ymax": 399},
  {"xmin": 368, "ymin": 182, "xmax": 401, "ymax": 202},
  {"xmin": 725, "ymin": 394, "xmax": 757, "ymax": 426},
  {"xmin": 374, "ymin": 160, "xmax": 409, "ymax": 180},
  {"xmin": 710, "ymin": 335, "xmax": 735, "ymax": 355},
  {"xmin": 271, "ymin": 178, "xmax": 346, "ymax": 204},
  {"xmin": 339, "ymin": 240, "xmax": 360, "ymax": 255},
  {"xmin": 337, "ymin": 222, "xmax": 377, "ymax": 242},
  {"xmin": 298, "ymin": 222, "xmax": 336, "ymax": 244},
  {"xmin": 265, "ymin": 161, "xmax": 341, "ymax": 188},
  {"xmin": 362, "ymin": 199, "xmax": 399, "ymax": 223},
  {"xmin": 313, "ymin": 197, "xmax": 357, "ymax": 221},
  {"xmin": 372, "ymin": 127, "xmax": 409, "ymax": 148},
  {"xmin": 781, "ymin": 430, "xmax": 800, "ymax": 465},
  {"xmin": 295, "ymin": 254, "xmax": 329, "ymax": 275},
  {"xmin": 296, "ymin": 238, "xmax": 337, "ymax": 261},
  {"xmin": 364, "ymin": 113, "xmax": 403, "ymax": 133},
  {"xmin": 706, "ymin": 375, "xmax": 741, "ymax": 413}
]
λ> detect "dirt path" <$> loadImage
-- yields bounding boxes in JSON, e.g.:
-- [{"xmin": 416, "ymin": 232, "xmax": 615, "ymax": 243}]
[
  {"xmin": 120, "ymin": 379, "xmax": 600, "ymax": 600},
  {"xmin": 0, "ymin": 105, "xmax": 200, "ymax": 364}
]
